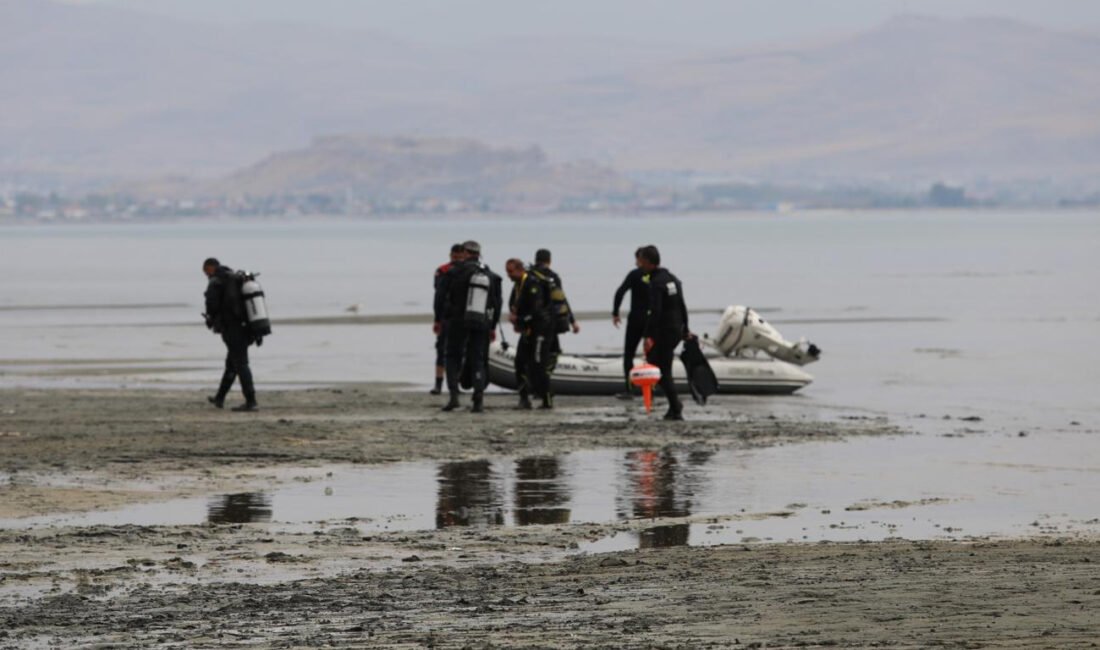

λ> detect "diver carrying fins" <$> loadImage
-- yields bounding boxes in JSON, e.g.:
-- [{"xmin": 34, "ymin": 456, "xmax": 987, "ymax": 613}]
[{"xmin": 679, "ymin": 335, "xmax": 718, "ymax": 406}]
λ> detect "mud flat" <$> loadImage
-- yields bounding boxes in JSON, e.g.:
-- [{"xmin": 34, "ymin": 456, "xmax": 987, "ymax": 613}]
[{"xmin": 1, "ymin": 386, "xmax": 1098, "ymax": 647}]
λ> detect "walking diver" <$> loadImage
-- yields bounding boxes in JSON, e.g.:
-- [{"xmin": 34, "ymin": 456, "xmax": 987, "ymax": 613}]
[
  {"xmin": 639, "ymin": 245, "xmax": 692, "ymax": 421},
  {"xmin": 203, "ymin": 257, "xmax": 259, "ymax": 412}
]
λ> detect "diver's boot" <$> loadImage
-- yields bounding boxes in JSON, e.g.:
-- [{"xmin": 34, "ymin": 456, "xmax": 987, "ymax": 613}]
[
  {"xmin": 442, "ymin": 394, "xmax": 461, "ymax": 412},
  {"xmin": 471, "ymin": 393, "xmax": 484, "ymax": 413},
  {"xmin": 517, "ymin": 394, "xmax": 533, "ymax": 410},
  {"xmin": 429, "ymin": 377, "xmax": 443, "ymax": 395},
  {"xmin": 211, "ymin": 370, "xmax": 235, "ymax": 408},
  {"xmin": 537, "ymin": 395, "xmax": 554, "ymax": 410},
  {"xmin": 232, "ymin": 389, "xmax": 258, "ymax": 412},
  {"xmin": 662, "ymin": 409, "xmax": 684, "ymax": 421}
]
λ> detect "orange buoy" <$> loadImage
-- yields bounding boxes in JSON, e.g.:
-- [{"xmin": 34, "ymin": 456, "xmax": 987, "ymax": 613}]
[{"xmin": 629, "ymin": 363, "xmax": 662, "ymax": 413}]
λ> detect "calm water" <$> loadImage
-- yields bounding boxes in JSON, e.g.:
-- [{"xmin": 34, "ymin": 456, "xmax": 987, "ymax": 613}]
[
  {"xmin": 5, "ymin": 434, "xmax": 1097, "ymax": 549},
  {"xmin": 1, "ymin": 211, "xmax": 1097, "ymax": 431}
]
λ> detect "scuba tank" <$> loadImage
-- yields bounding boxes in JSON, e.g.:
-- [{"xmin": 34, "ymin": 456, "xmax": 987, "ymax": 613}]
[
  {"xmin": 529, "ymin": 268, "xmax": 571, "ymax": 334},
  {"xmin": 239, "ymin": 271, "xmax": 272, "ymax": 339},
  {"xmin": 548, "ymin": 283, "xmax": 571, "ymax": 334},
  {"xmin": 464, "ymin": 264, "xmax": 491, "ymax": 328}
]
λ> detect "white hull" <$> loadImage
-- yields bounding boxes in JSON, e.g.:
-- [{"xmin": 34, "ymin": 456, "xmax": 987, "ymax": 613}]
[{"xmin": 488, "ymin": 342, "xmax": 812, "ymax": 396}]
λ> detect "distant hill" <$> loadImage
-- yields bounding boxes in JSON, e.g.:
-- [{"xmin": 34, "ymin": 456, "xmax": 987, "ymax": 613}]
[
  {"xmin": 526, "ymin": 15, "xmax": 1100, "ymax": 183},
  {"xmin": 130, "ymin": 136, "xmax": 635, "ymax": 207},
  {"xmin": 3, "ymin": 1, "xmax": 1099, "ymax": 190}
]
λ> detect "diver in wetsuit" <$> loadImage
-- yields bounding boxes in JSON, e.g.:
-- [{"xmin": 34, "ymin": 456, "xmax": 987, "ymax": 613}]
[
  {"xmin": 612, "ymin": 246, "xmax": 650, "ymax": 395},
  {"xmin": 507, "ymin": 257, "xmax": 554, "ymax": 410},
  {"xmin": 431, "ymin": 243, "xmax": 467, "ymax": 395},
  {"xmin": 433, "ymin": 241, "xmax": 503, "ymax": 413},
  {"xmin": 525, "ymin": 249, "xmax": 579, "ymax": 409},
  {"xmin": 639, "ymin": 245, "xmax": 691, "ymax": 421},
  {"xmin": 203, "ymin": 257, "xmax": 258, "ymax": 412}
]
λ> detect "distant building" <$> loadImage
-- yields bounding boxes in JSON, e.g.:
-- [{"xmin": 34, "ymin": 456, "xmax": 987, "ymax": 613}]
[{"xmin": 928, "ymin": 182, "xmax": 969, "ymax": 207}]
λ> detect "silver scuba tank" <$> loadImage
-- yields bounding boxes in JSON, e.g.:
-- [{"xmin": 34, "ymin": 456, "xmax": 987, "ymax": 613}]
[
  {"xmin": 240, "ymin": 273, "xmax": 272, "ymax": 337},
  {"xmin": 464, "ymin": 265, "xmax": 491, "ymax": 328}
]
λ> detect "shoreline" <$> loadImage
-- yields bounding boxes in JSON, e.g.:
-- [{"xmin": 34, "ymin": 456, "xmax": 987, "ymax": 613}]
[{"xmin": 2, "ymin": 385, "xmax": 1098, "ymax": 647}]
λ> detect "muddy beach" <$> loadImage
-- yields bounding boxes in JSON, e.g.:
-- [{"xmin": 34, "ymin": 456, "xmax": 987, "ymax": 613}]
[{"xmin": 1, "ymin": 386, "xmax": 1098, "ymax": 648}]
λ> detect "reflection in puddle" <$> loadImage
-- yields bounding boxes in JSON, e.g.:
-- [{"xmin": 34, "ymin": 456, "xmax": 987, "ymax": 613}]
[
  {"xmin": 433, "ymin": 451, "xmax": 711, "ymax": 542},
  {"xmin": 5, "ymin": 434, "xmax": 1100, "ymax": 551},
  {"xmin": 436, "ymin": 460, "xmax": 504, "ymax": 528},
  {"xmin": 207, "ymin": 492, "xmax": 272, "ymax": 524},
  {"xmin": 514, "ymin": 456, "xmax": 571, "ymax": 526},
  {"xmin": 640, "ymin": 524, "xmax": 691, "ymax": 549},
  {"xmin": 618, "ymin": 449, "xmax": 702, "ymax": 520}
]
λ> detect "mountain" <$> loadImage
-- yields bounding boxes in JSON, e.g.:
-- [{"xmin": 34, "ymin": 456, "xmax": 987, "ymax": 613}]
[
  {"xmin": 3, "ymin": 1, "xmax": 1099, "ymax": 190},
  {"xmin": 528, "ymin": 15, "xmax": 1100, "ymax": 183},
  {"xmin": 198, "ymin": 135, "xmax": 635, "ymax": 205},
  {"xmin": 0, "ymin": 0, "xmax": 464, "ymax": 187}
]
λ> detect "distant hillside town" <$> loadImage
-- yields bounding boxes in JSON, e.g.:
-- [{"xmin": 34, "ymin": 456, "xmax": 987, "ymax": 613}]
[
  {"xmin": 2, "ymin": 136, "xmax": 1098, "ymax": 222},
  {"xmin": 5, "ymin": 177, "xmax": 1096, "ymax": 223}
]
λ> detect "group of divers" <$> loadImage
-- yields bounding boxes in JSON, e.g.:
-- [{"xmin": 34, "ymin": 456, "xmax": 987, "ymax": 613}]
[
  {"xmin": 431, "ymin": 240, "xmax": 692, "ymax": 420},
  {"xmin": 200, "ymin": 242, "xmax": 692, "ymax": 419}
]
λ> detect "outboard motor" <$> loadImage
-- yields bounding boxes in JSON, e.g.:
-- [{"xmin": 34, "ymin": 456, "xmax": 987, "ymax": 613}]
[
  {"xmin": 239, "ymin": 271, "xmax": 272, "ymax": 339},
  {"xmin": 710, "ymin": 305, "xmax": 819, "ymax": 366}
]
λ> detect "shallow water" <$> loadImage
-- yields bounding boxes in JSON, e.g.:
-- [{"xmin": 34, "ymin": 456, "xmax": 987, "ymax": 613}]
[
  {"xmin": 6, "ymin": 432, "xmax": 1097, "ymax": 549},
  {"xmin": 2, "ymin": 211, "xmax": 1097, "ymax": 435}
]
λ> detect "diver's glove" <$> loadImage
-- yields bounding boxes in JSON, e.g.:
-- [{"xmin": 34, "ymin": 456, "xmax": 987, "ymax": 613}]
[{"xmin": 203, "ymin": 314, "xmax": 221, "ymax": 333}]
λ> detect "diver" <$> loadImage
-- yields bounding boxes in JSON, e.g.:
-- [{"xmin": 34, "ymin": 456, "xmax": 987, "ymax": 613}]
[
  {"xmin": 530, "ymin": 248, "xmax": 580, "ymax": 335},
  {"xmin": 433, "ymin": 240, "xmax": 503, "ymax": 413},
  {"xmin": 202, "ymin": 257, "xmax": 258, "ymax": 412},
  {"xmin": 507, "ymin": 257, "xmax": 553, "ymax": 410},
  {"xmin": 639, "ymin": 245, "xmax": 692, "ymax": 421},
  {"xmin": 506, "ymin": 258, "xmax": 533, "ymax": 409},
  {"xmin": 525, "ymin": 249, "xmax": 578, "ymax": 409},
  {"xmin": 431, "ymin": 243, "xmax": 466, "ymax": 395},
  {"xmin": 612, "ymin": 246, "xmax": 651, "ymax": 396}
]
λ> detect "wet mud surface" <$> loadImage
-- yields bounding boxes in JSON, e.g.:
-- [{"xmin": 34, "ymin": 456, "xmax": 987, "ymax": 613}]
[
  {"xmin": 2, "ymin": 387, "xmax": 1098, "ymax": 647},
  {"xmin": 0, "ymin": 386, "xmax": 884, "ymax": 518}
]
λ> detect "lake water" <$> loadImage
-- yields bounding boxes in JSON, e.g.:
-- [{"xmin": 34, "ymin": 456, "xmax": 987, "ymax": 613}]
[{"xmin": 2, "ymin": 210, "xmax": 1096, "ymax": 432}]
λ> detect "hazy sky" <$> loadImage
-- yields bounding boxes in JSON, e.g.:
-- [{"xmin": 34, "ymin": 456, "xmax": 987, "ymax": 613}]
[{"xmin": 72, "ymin": 0, "xmax": 1100, "ymax": 48}]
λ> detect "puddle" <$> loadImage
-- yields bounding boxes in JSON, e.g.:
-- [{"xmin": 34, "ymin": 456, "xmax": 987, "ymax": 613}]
[{"xmin": 3, "ymin": 433, "xmax": 1098, "ymax": 551}]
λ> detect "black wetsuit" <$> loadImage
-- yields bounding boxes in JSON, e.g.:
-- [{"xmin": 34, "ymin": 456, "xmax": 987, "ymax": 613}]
[
  {"xmin": 613, "ymin": 267, "xmax": 650, "ymax": 389},
  {"xmin": 527, "ymin": 264, "xmax": 574, "ymax": 405},
  {"xmin": 508, "ymin": 275, "xmax": 530, "ymax": 401},
  {"xmin": 434, "ymin": 258, "xmax": 503, "ymax": 406},
  {"xmin": 433, "ymin": 262, "xmax": 453, "ymax": 368},
  {"xmin": 205, "ymin": 265, "xmax": 256, "ymax": 406},
  {"xmin": 645, "ymin": 267, "xmax": 689, "ymax": 417},
  {"xmin": 512, "ymin": 270, "xmax": 554, "ymax": 402}
]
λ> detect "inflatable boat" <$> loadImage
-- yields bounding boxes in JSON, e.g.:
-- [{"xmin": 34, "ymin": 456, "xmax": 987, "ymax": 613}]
[{"xmin": 488, "ymin": 305, "xmax": 821, "ymax": 396}]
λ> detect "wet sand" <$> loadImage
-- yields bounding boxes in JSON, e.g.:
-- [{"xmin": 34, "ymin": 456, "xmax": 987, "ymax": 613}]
[{"xmin": 1, "ymin": 386, "xmax": 1098, "ymax": 647}]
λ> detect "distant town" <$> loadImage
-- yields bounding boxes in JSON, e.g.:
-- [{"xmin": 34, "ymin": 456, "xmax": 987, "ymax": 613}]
[{"xmin": 2, "ymin": 181, "xmax": 1098, "ymax": 223}]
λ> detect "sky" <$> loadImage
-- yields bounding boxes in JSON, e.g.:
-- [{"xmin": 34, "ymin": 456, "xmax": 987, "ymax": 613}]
[{"xmin": 68, "ymin": 0, "xmax": 1100, "ymax": 48}]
